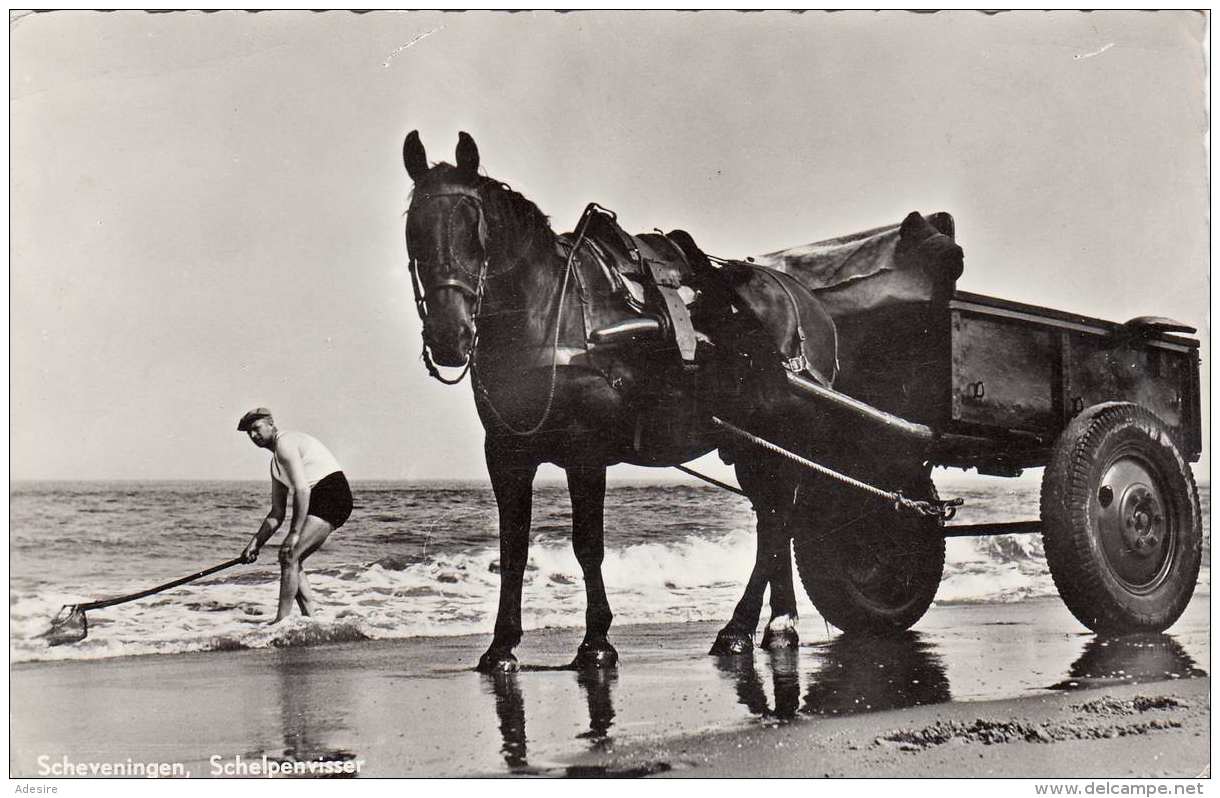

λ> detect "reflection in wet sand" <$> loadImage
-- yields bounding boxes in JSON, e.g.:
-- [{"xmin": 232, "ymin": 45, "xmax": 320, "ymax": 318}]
[
  {"xmin": 713, "ymin": 649, "xmax": 801, "ymax": 721},
  {"xmin": 802, "ymin": 631, "xmax": 951, "ymax": 716},
  {"xmin": 576, "ymin": 669, "xmax": 618, "ymax": 745},
  {"xmin": 1048, "ymin": 633, "xmax": 1208, "ymax": 691},
  {"xmin": 485, "ymin": 666, "xmax": 620, "ymax": 772},
  {"xmin": 467, "ymin": 613, "xmax": 1207, "ymax": 774},
  {"xmin": 269, "ymin": 652, "xmax": 360, "ymax": 777},
  {"xmin": 485, "ymin": 672, "xmax": 528, "ymax": 770}
]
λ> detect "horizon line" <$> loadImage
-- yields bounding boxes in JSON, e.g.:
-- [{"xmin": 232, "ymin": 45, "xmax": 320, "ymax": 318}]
[{"xmin": 10, "ymin": 475, "xmax": 1212, "ymax": 487}]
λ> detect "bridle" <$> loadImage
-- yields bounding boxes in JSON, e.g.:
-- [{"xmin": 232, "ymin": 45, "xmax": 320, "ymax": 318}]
[
  {"xmin": 406, "ymin": 180, "xmax": 590, "ymax": 436},
  {"xmin": 406, "ymin": 185, "xmax": 491, "ymax": 385}
]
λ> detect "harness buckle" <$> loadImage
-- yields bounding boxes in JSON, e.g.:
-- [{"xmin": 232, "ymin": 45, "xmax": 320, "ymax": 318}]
[{"xmin": 782, "ymin": 354, "xmax": 809, "ymax": 373}]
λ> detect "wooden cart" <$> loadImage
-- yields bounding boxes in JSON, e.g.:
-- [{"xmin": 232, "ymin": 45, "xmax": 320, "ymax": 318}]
[{"xmin": 758, "ymin": 215, "xmax": 1203, "ymax": 636}]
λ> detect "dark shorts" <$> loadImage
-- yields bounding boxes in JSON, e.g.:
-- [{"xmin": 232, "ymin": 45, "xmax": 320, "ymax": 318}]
[{"xmin": 308, "ymin": 471, "xmax": 353, "ymax": 529}]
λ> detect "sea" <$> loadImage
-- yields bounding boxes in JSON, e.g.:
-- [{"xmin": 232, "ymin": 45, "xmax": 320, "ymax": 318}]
[{"xmin": 9, "ymin": 478, "xmax": 1210, "ymax": 664}]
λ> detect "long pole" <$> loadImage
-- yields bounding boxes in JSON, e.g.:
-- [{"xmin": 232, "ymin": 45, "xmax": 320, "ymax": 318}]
[{"xmin": 80, "ymin": 557, "xmax": 245, "ymax": 611}]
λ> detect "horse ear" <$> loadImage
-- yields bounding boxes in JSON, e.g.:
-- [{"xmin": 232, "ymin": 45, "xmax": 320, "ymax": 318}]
[
  {"xmin": 403, "ymin": 130, "xmax": 429, "ymax": 181},
  {"xmin": 456, "ymin": 131, "xmax": 480, "ymax": 177}
]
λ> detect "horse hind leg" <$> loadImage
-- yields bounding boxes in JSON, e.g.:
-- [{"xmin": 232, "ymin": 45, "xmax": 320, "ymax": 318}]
[
  {"xmin": 710, "ymin": 505, "xmax": 788, "ymax": 655},
  {"xmin": 710, "ymin": 554, "xmax": 767, "ymax": 655},
  {"xmin": 712, "ymin": 458, "xmax": 801, "ymax": 656},
  {"xmin": 761, "ymin": 535, "xmax": 800, "ymax": 651},
  {"xmin": 567, "ymin": 465, "xmax": 618, "ymax": 669}
]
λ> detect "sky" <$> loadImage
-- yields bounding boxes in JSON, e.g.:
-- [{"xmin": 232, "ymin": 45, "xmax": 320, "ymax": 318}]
[{"xmin": 9, "ymin": 10, "xmax": 1209, "ymax": 483}]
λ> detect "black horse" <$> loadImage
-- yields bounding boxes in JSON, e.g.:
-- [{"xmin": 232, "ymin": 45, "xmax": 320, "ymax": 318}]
[{"xmin": 404, "ymin": 131, "xmax": 883, "ymax": 672}]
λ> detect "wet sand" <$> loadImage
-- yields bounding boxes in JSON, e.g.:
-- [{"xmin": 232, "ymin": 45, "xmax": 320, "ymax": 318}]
[{"xmin": 10, "ymin": 596, "xmax": 1209, "ymax": 778}]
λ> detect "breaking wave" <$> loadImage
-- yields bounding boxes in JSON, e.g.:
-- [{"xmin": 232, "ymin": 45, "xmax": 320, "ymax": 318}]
[{"xmin": 10, "ymin": 479, "xmax": 1208, "ymax": 662}]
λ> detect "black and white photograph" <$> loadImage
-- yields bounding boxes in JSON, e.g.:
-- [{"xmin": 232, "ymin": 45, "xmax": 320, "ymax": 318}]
[{"xmin": 9, "ymin": 9, "xmax": 1210, "ymax": 782}]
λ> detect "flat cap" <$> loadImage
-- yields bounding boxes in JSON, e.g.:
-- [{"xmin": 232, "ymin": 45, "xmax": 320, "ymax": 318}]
[{"xmin": 237, "ymin": 407, "xmax": 273, "ymax": 432}]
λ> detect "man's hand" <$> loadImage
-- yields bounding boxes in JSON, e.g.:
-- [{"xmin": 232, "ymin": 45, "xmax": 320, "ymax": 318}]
[{"xmin": 241, "ymin": 539, "xmax": 261, "ymax": 564}]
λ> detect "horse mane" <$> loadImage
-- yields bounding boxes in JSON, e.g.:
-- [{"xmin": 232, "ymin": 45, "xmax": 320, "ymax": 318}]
[
  {"xmin": 481, "ymin": 175, "xmax": 555, "ymax": 259},
  {"xmin": 411, "ymin": 163, "xmax": 556, "ymax": 260}
]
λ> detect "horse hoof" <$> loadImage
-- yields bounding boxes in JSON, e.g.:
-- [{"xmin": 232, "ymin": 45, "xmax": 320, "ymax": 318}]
[
  {"xmin": 709, "ymin": 630, "xmax": 753, "ymax": 656},
  {"xmin": 761, "ymin": 626, "xmax": 799, "ymax": 651},
  {"xmin": 761, "ymin": 615, "xmax": 799, "ymax": 651},
  {"xmin": 573, "ymin": 639, "xmax": 619, "ymax": 670},
  {"xmin": 476, "ymin": 649, "xmax": 519, "ymax": 673}
]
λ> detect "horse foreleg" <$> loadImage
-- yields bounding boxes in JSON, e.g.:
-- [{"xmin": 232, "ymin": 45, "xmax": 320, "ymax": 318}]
[
  {"xmin": 478, "ymin": 446, "xmax": 537, "ymax": 673},
  {"xmin": 567, "ymin": 465, "xmax": 618, "ymax": 669}
]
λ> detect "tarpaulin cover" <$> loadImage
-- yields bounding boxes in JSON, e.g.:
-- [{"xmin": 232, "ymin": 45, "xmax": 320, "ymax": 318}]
[{"xmin": 753, "ymin": 211, "xmax": 963, "ymax": 322}]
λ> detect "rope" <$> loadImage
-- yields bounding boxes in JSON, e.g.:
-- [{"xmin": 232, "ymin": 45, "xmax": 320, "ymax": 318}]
[
  {"xmin": 710, "ymin": 416, "xmax": 960, "ymax": 521},
  {"xmin": 674, "ymin": 464, "xmax": 745, "ymax": 496}
]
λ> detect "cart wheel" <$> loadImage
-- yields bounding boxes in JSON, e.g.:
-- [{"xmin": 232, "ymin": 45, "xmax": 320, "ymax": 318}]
[
  {"xmin": 1041, "ymin": 403, "xmax": 1201, "ymax": 634},
  {"xmin": 794, "ymin": 465, "xmax": 944, "ymax": 634}
]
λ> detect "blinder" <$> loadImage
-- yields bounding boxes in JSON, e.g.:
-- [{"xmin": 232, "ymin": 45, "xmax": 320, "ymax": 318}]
[{"xmin": 408, "ymin": 186, "xmax": 491, "ymax": 304}]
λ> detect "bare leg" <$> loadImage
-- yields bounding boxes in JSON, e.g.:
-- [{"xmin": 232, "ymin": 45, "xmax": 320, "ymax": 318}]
[
  {"xmin": 295, "ymin": 568, "xmax": 315, "ymax": 616},
  {"xmin": 273, "ymin": 515, "xmax": 335, "ymax": 624}
]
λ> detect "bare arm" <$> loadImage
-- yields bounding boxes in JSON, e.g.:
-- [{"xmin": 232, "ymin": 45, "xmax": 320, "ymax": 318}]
[{"xmin": 241, "ymin": 479, "xmax": 288, "ymax": 563}]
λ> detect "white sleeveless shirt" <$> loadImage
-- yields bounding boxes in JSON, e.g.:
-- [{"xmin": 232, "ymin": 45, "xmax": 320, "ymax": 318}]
[{"xmin": 270, "ymin": 431, "xmax": 343, "ymax": 488}]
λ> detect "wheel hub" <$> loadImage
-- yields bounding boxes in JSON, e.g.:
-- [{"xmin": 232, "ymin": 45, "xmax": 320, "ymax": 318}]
[
  {"xmin": 1121, "ymin": 487, "xmax": 1163, "ymax": 552},
  {"xmin": 1096, "ymin": 457, "xmax": 1170, "ymax": 589}
]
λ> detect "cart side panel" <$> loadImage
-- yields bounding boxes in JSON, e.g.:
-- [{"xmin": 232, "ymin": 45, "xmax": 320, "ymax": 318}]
[
  {"xmin": 950, "ymin": 312, "xmax": 1058, "ymax": 432},
  {"xmin": 1066, "ymin": 338, "xmax": 1185, "ymax": 428},
  {"xmin": 946, "ymin": 292, "xmax": 1202, "ymax": 463},
  {"xmin": 1066, "ymin": 336, "xmax": 1200, "ymax": 460},
  {"xmin": 826, "ymin": 304, "xmax": 949, "ymax": 428}
]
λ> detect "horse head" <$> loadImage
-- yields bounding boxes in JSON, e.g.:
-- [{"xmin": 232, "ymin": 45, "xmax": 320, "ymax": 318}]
[
  {"xmin": 403, "ymin": 131, "xmax": 555, "ymax": 375},
  {"xmin": 403, "ymin": 130, "xmax": 488, "ymax": 368}
]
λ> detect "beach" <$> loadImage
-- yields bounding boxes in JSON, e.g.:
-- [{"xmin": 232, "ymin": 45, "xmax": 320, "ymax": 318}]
[
  {"xmin": 10, "ymin": 595, "xmax": 1208, "ymax": 778},
  {"xmin": 10, "ymin": 8, "xmax": 1211, "ymax": 784}
]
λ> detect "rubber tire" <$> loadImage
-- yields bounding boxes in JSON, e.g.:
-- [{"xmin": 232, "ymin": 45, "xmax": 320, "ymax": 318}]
[
  {"xmin": 794, "ymin": 466, "xmax": 945, "ymax": 634},
  {"xmin": 1041, "ymin": 403, "xmax": 1201, "ymax": 634}
]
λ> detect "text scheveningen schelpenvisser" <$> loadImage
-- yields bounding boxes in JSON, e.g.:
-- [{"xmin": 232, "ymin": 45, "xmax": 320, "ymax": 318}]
[{"xmin": 35, "ymin": 754, "xmax": 364, "ymax": 777}]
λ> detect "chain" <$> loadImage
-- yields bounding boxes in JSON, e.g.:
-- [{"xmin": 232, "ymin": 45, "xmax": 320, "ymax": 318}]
[{"xmin": 710, "ymin": 416, "xmax": 962, "ymax": 522}]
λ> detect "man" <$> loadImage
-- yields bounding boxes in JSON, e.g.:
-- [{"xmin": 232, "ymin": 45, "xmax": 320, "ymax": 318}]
[{"xmin": 237, "ymin": 408, "xmax": 353, "ymax": 624}]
